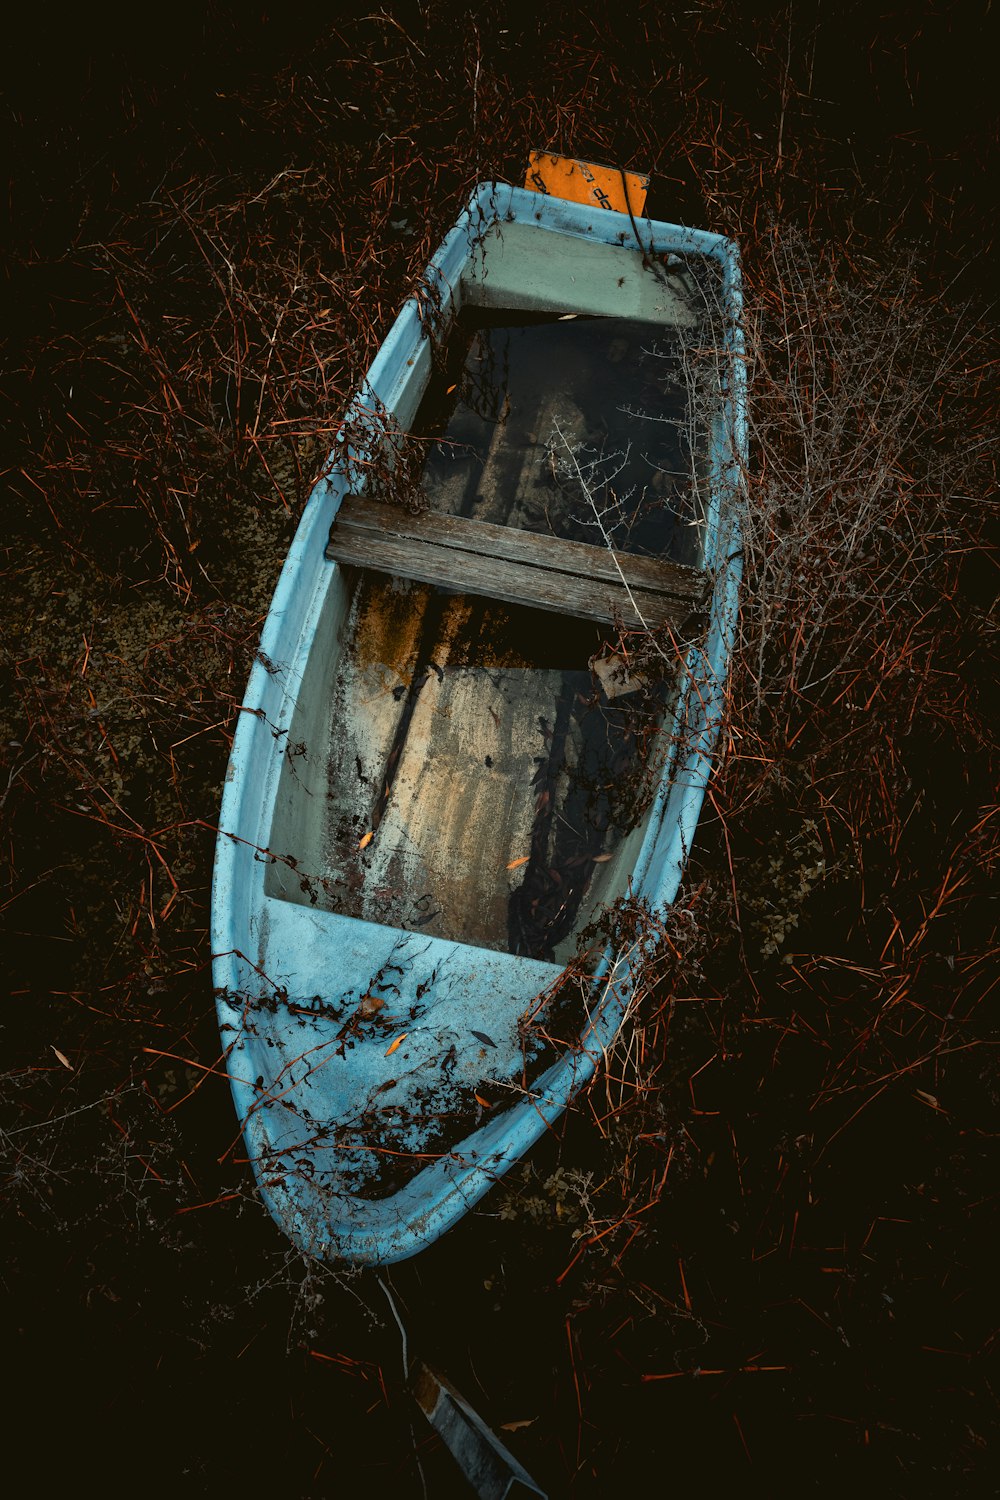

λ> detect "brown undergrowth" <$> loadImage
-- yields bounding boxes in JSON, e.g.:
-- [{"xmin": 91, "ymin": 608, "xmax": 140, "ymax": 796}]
[{"xmin": 2, "ymin": 4, "xmax": 997, "ymax": 1494}]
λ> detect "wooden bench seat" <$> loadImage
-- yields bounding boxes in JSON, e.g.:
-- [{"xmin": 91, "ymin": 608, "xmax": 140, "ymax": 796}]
[{"xmin": 325, "ymin": 496, "xmax": 707, "ymax": 633}]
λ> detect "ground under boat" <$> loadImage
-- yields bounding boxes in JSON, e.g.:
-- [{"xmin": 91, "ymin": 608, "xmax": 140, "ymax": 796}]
[{"xmin": 211, "ymin": 178, "xmax": 746, "ymax": 1265}]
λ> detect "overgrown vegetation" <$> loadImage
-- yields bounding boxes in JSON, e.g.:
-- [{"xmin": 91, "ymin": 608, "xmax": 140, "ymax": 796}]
[{"xmin": 3, "ymin": 4, "xmax": 996, "ymax": 1494}]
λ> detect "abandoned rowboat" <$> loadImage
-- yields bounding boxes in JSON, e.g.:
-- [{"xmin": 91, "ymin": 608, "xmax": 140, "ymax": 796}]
[{"xmin": 211, "ymin": 177, "xmax": 746, "ymax": 1265}]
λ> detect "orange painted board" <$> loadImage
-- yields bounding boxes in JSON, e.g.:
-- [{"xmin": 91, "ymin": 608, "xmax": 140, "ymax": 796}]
[{"xmin": 524, "ymin": 152, "xmax": 648, "ymax": 216}]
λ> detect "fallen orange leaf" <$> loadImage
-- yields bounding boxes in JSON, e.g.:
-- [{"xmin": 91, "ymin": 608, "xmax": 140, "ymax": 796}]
[
  {"xmin": 384, "ymin": 1033, "xmax": 407, "ymax": 1057},
  {"xmin": 51, "ymin": 1046, "xmax": 73, "ymax": 1070},
  {"xmin": 474, "ymin": 1093, "xmax": 493, "ymax": 1109},
  {"xmin": 358, "ymin": 830, "xmax": 374, "ymax": 850},
  {"xmin": 506, "ymin": 855, "xmax": 530, "ymax": 870}
]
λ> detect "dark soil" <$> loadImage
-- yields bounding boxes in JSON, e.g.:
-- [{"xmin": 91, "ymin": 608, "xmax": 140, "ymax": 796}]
[{"xmin": 2, "ymin": 5, "xmax": 997, "ymax": 1496}]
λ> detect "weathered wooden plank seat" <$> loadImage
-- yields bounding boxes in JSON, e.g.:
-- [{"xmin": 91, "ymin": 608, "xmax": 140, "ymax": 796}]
[{"xmin": 326, "ymin": 496, "xmax": 708, "ymax": 632}]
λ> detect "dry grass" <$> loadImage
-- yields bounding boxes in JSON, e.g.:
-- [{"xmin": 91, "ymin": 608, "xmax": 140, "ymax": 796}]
[{"xmin": 2, "ymin": 4, "xmax": 997, "ymax": 1492}]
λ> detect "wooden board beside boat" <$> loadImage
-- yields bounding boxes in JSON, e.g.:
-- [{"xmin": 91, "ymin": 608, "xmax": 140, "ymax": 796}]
[{"xmin": 211, "ymin": 179, "xmax": 746, "ymax": 1265}]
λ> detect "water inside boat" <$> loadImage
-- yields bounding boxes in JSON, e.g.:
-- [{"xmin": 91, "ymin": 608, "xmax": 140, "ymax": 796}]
[
  {"xmin": 417, "ymin": 309, "xmax": 707, "ymax": 568},
  {"xmin": 265, "ymin": 235, "xmax": 720, "ymax": 962}
]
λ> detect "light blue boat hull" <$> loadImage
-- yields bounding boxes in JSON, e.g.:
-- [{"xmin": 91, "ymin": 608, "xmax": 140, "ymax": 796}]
[{"xmin": 211, "ymin": 182, "xmax": 746, "ymax": 1264}]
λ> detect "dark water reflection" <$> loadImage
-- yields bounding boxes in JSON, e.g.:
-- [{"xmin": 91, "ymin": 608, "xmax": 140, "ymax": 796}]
[{"xmin": 421, "ymin": 311, "xmax": 712, "ymax": 569}]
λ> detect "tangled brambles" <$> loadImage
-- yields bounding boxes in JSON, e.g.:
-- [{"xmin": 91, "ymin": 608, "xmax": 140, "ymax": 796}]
[{"xmin": 3, "ymin": 5, "xmax": 997, "ymax": 1492}]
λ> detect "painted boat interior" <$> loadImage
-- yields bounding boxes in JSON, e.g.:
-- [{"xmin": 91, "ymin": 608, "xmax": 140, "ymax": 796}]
[{"xmin": 266, "ymin": 240, "xmax": 718, "ymax": 962}]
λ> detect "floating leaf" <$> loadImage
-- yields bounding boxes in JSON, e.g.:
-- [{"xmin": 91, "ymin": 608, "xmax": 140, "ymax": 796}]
[
  {"xmin": 358, "ymin": 830, "xmax": 374, "ymax": 850},
  {"xmin": 471, "ymin": 1030, "xmax": 497, "ymax": 1048},
  {"xmin": 506, "ymin": 855, "xmax": 530, "ymax": 871},
  {"xmin": 385, "ymin": 1033, "xmax": 408, "ymax": 1057},
  {"xmin": 51, "ymin": 1046, "xmax": 73, "ymax": 1070}
]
